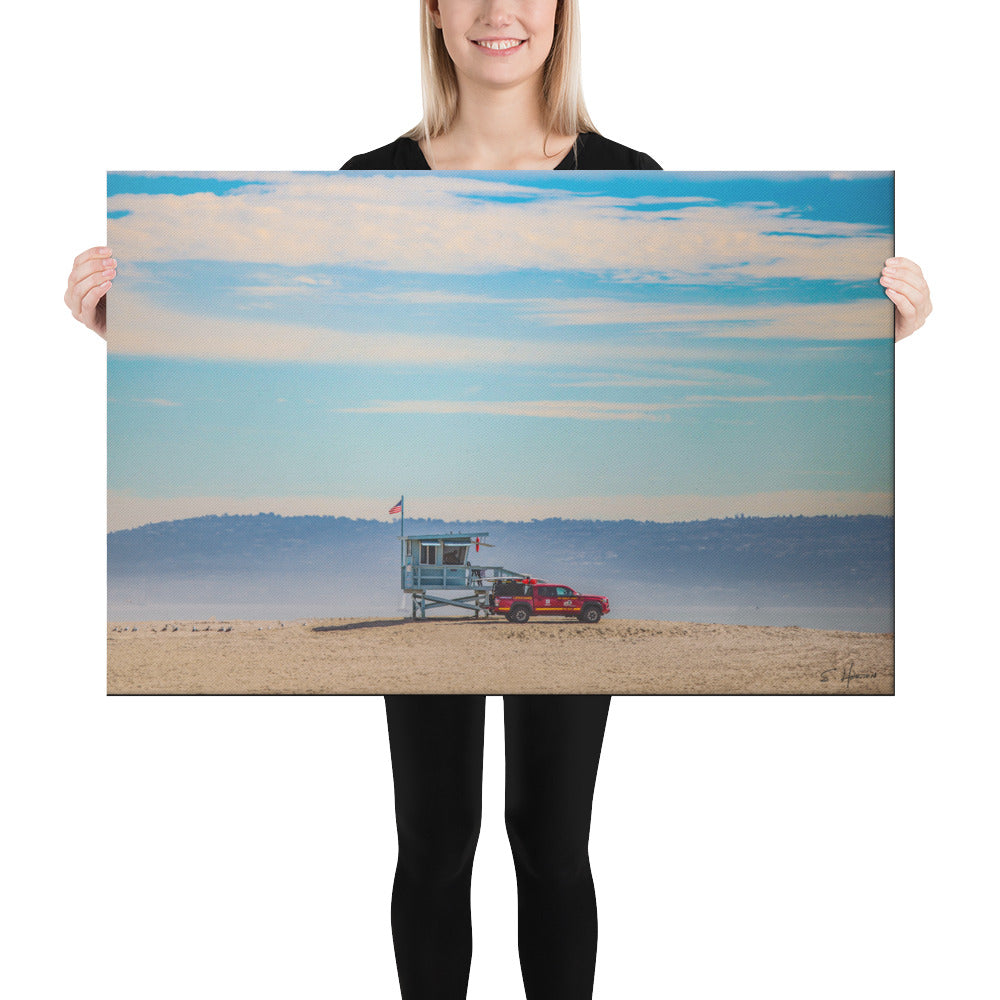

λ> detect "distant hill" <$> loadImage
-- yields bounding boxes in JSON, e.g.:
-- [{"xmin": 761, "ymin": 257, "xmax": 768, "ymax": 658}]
[{"xmin": 108, "ymin": 514, "xmax": 893, "ymax": 629}]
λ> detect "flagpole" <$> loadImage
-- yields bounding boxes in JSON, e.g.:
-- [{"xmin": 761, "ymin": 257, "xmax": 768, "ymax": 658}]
[
  {"xmin": 392, "ymin": 495, "xmax": 407, "ymax": 611},
  {"xmin": 398, "ymin": 496, "xmax": 406, "ymax": 614}
]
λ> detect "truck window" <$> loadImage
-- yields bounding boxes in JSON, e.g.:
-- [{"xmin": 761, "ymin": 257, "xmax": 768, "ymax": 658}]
[{"xmin": 537, "ymin": 586, "xmax": 556, "ymax": 598}]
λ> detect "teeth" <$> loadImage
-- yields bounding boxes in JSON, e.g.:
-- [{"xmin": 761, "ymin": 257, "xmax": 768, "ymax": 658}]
[{"xmin": 476, "ymin": 39, "xmax": 523, "ymax": 50}]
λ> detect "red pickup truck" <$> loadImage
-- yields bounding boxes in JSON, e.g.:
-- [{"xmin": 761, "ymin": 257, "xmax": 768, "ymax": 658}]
[{"xmin": 488, "ymin": 580, "xmax": 611, "ymax": 624}]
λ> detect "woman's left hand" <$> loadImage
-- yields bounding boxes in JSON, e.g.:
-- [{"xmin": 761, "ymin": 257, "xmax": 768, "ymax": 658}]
[{"xmin": 881, "ymin": 257, "xmax": 932, "ymax": 342}]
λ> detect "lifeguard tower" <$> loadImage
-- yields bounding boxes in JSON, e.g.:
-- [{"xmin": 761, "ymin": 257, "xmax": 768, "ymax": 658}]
[{"xmin": 401, "ymin": 532, "xmax": 525, "ymax": 619}]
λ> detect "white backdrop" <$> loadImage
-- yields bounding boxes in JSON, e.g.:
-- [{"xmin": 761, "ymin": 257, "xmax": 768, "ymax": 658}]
[{"xmin": 5, "ymin": 2, "xmax": 996, "ymax": 998}]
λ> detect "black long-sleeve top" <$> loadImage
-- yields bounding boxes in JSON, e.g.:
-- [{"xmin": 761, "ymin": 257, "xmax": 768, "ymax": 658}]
[{"xmin": 341, "ymin": 132, "xmax": 662, "ymax": 171}]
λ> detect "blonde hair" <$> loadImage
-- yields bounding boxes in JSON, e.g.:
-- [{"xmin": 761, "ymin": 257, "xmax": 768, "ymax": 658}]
[{"xmin": 402, "ymin": 0, "xmax": 599, "ymax": 150}]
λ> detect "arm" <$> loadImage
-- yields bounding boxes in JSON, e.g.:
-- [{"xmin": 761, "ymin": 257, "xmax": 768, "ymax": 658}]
[
  {"xmin": 64, "ymin": 246, "xmax": 116, "ymax": 340},
  {"xmin": 882, "ymin": 257, "xmax": 932, "ymax": 342}
]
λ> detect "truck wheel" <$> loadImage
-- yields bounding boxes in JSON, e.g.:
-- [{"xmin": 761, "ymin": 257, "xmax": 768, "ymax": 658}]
[
  {"xmin": 510, "ymin": 605, "xmax": 531, "ymax": 624},
  {"xmin": 579, "ymin": 605, "xmax": 602, "ymax": 624}
]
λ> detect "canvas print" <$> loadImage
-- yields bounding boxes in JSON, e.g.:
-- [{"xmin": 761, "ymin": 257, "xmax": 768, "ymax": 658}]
[{"xmin": 107, "ymin": 171, "xmax": 894, "ymax": 695}]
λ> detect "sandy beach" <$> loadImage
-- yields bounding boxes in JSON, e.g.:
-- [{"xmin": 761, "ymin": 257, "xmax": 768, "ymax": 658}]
[{"xmin": 107, "ymin": 616, "xmax": 893, "ymax": 695}]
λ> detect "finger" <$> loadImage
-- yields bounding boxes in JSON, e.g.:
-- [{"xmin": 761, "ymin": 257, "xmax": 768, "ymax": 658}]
[
  {"xmin": 72, "ymin": 246, "xmax": 113, "ymax": 270},
  {"xmin": 79, "ymin": 279, "xmax": 112, "ymax": 325},
  {"xmin": 69, "ymin": 261, "xmax": 116, "ymax": 304},
  {"xmin": 885, "ymin": 256, "xmax": 922, "ymax": 275},
  {"xmin": 70, "ymin": 272, "xmax": 114, "ymax": 320},
  {"xmin": 883, "ymin": 258, "xmax": 929, "ymax": 295},
  {"xmin": 879, "ymin": 272, "xmax": 925, "ymax": 306},
  {"xmin": 882, "ymin": 277, "xmax": 932, "ymax": 330},
  {"xmin": 885, "ymin": 288, "xmax": 919, "ymax": 342},
  {"xmin": 69, "ymin": 254, "xmax": 117, "ymax": 286},
  {"xmin": 884, "ymin": 286, "xmax": 915, "ymax": 314}
]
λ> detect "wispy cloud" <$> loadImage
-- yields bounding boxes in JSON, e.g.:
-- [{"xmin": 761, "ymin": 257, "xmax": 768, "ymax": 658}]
[
  {"xmin": 333, "ymin": 393, "xmax": 871, "ymax": 422},
  {"xmin": 554, "ymin": 370, "xmax": 770, "ymax": 389},
  {"xmin": 109, "ymin": 288, "xmax": 891, "ymax": 365},
  {"xmin": 212, "ymin": 285, "xmax": 893, "ymax": 341},
  {"xmin": 557, "ymin": 376, "xmax": 711, "ymax": 388},
  {"xmin": 688, "ymin": 394, "xmax": 873, "ymax": 404},
  {"xmin": 381, "ymin": 290, "xmax": 513, "ymax": 306},
  {"xmin": 108, "ymin": 290, "xmax": 773, "ymax": 363},
  {"xmin": 132, "ymin": 397, "xmax": 180, "ymax": 407},
  {"xmin": 520, "ymin": 297, "xmax": 893, "ymax": 339},
  {"xmin": 334, "ymin": 399, "xmax": 687, "ymax": 422},
  {"xmin": 230, "ymin": 285, "xmax": 324, "ymax": 297},
  {"xmin": 107, "ymin": 173, "xmax": 892, "ymax": 283}
]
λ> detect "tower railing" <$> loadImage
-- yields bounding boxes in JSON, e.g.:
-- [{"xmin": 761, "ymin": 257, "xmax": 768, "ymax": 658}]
[{"xmin": 402, "ymin": 563, "xmax": 527, "ymax": 593}]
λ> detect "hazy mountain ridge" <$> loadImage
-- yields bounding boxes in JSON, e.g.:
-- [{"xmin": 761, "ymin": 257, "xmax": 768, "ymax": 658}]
[{"xmin": 109, "ymin": 513, "xmax": 892, "ymax": 606}]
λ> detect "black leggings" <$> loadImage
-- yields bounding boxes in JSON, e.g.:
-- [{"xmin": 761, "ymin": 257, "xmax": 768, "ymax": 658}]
[{"xmin": 385, "ymin": 694, "xmax": 612, "ymax": 1000}]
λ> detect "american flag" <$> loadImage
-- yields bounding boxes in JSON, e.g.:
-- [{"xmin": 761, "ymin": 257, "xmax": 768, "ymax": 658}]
[{"xmin": 388, "ymin": 497, "xmax": 403, "ymax": 515}]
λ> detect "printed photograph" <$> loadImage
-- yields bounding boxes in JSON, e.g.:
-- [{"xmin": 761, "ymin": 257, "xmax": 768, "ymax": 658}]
[{"xmin": 107, "ymin": 171, "xmax": 894, "ymax": 694}]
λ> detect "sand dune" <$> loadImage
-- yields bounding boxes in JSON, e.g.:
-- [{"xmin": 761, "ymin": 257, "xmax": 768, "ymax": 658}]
[{"xmin": 107, "ymin": 616, "xmax": 893, "ymax": 695}]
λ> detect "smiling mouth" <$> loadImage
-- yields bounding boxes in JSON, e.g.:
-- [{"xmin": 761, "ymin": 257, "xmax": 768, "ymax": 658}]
[{"xmin": 472, "ymin": 38, "xmax": 527, "ymax": 51}]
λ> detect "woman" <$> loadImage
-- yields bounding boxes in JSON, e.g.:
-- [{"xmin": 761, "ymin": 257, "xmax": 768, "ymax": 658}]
[{"xmin": 65, "ymin": 2, "xmax": 932, "ymax": 998}]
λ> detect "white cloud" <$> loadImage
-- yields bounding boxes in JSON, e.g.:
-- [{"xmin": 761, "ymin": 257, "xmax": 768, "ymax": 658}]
[{"xmin": 107, "ymin": 172, "xmax": 893, "ymax": 282}]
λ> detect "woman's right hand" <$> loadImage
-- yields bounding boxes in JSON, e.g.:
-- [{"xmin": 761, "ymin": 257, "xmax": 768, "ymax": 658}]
[{"xmin": 65, "ymin": 246, "xmax": 116, "ymax": 339}]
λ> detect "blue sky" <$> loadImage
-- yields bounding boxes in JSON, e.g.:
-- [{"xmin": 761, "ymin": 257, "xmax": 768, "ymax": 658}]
[{"xmin": 107, "ymin": 171, "xmax": 893, "ymax": 530}]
